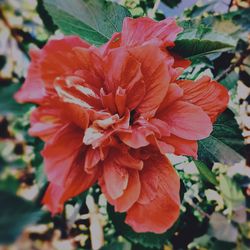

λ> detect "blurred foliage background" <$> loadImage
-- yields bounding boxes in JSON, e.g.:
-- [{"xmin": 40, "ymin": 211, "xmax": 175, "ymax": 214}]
[{"xmin": 0, "ymin": 0, "xmax": 250, "ymax": 249}]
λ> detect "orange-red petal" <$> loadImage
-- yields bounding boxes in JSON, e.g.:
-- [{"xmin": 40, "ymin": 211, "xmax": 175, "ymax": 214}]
[
  {"xmin": 177, "ymin": 76, "xmax": 229, "ymax": 122},
  {"xmin": 157, "ymin": 100, "xmax": 212, "ymax": 140},
  {"xmin": 126, "ymin": 152, "xmax": 180, "ymax": 233}
]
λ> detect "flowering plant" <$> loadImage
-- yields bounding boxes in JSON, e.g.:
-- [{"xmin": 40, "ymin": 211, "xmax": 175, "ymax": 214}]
[
  {"xmin": 15, "ymin": 16, "xmax": 229, "ymax": 233},
  {"xmin": 0, "ymin": 0, "xmax": 249, "ymax": 249}
]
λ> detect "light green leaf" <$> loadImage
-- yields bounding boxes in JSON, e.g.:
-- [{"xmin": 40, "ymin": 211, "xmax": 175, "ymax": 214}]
[
  {"xmin": 43, "ymin": 0, "xmax": 130, "ymax": 46},
  {"xmin": 194, "ymin": 160, "xmax": 218, "ymax": 186}
]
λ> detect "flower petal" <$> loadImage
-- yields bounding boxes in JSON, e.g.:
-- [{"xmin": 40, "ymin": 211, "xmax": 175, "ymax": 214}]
[
  {"xmin": 157, "ymin": 100, "xmax": 212, "ymax": 140},
  {"xmin": 157, "ymin": 83, "xmax": 183, "ymax": 113},
  {"xmin": 119, "ymin": 126, "xmax": 152, "ymax": 149},
  {"xmin": 41, "ymin": 124, "xmax": 84, "ymax": 186},
  {"xmin": 163, "ymin": 135, "xmax": 198, "ymax": 158},
  {"xmin": 121, "ymin": 17, "xmax": 182, "ymax": 47},
  {"xmin": 104, "ymin": 47, "xmax": 145, "ymax": 111},
  {"xmin": 100, "ymin": 169, "xmax": 141, "ymax": 212},
  {"xmin": 126, "ymin": 152, "xmax": 180, "ymax": 233},
  {"xmin": 15, "ymin": 36, "xmax": 90, "ymax": 104},
  {"xmin": 29, "ymin": 106, "xmax": 64, "ymax": 141},
  {"xmin": 177, "ymin": 76, "xmax": 229, "ymax": 122},
  {"xmin": 103, "ymin": 158, "xmax": 129, "ymax": 200},
  {"xmin": 43, "ymin": 163, "xmax": 97, "ymax": 214},
  {"xmin": 129, "ymin": 44, "xmax": 173, "ymax": 117}
]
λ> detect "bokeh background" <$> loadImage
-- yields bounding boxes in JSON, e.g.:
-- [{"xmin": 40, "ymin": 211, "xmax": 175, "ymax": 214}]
[{"xmin": 0, "ymin": 0, "xmax": 250, "ymax": 249}]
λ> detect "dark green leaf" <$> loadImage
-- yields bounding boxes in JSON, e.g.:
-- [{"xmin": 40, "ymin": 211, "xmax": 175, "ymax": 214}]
[
  {"xmin": 36, "ymin": 0, "xmax": 57, "ymax": 33},
  {"xmin": 198, "ymin": 109, "xmax": 244, "ymax": 166},
  {"xmin": 161, "ymin": 0, "xmax": 181, "ymax": 8},
  {"xmin": 0, "ymin": 55, "xmax": 6, "ymax": 70},
  {"xmin": 0, "ymin": 175, "xmax": 19, "ymax": 194},
  {"xmin": 107, "ymin": 205, "xmax": 179, "ymax": 249},
  {"xmin": 0, "ymin": 191, "xmax": 42, "ymax": 244},
  {"xmin": 194, "ymin": 160, "xmax": 218, "ymax": 186},
  {"xmin": 43, "ymin": 0, "xmax": 130, "ymax": 46},
  {"xmin": 173, "ymin": 21, "xmax": 235, "ymax": 59},
  {"xmin": 0, "ymin": 84, "xmax": 32, "ymax": 116}
]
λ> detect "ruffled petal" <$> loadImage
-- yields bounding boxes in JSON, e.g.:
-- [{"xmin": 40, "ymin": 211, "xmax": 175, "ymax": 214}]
[
  {"xmin": 177, "ymin": 76, "xmax": 229, "ymax": 122},
  {"xmin": 41, "ymin": 124, "xmax": 84, "ymax": 186},
  {"xmin": 103, "ymin": 47, "xmax": 145, "ymax": 111},
  {"xmin": 103, "ymin": 158, "xmax": 129, "ymax": 199},
  {"xmin": 129, "ymin": 44, "xmax": 173, "ymax": 117},
  {"xmin": 43, "ymin": 164, "xmax": 97, "ymax": 214},
  {"xmin": 119, "ymin": 126, "xmax": 152, "ymax": 149},
  {"xmin": 121, "ymin": 17, "xmax": 182, "ymax": 47},
  {"xmin": 157, "ymin": 83, "xmax": 183, "ymax": 113},
  {"xmin": 163, "ymin": 135, "xmax": 198, "ymax": 158},
  {"xmin": 14, "ymin": 49, "xmax": 47, "ymax": 103},
  {"xmin": 29, "ymin": 106, "xmax": 65, "ymax": 141},
  {"xmin": 156, "ymin": 100, "xmax": 212, "ymax": 140},
  {"xmin": 126, "ymin": 152, "xmax": 180, "ymax": 233},
  {"xmin": 15, "ymin": 36, "xmax": 90, "ymax": 104},
  {"xmin": 100, "ymin": 169, "xmax": 141, "ymax": 212}
]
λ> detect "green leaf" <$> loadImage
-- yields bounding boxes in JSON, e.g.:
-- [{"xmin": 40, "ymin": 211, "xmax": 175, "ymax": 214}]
[
  {"xmin": 198, "ymin": 109, "xmax": 244, "ymax": 166},
  {"xmin": 220, "ymin": 71, "xmax": 239, "ymax": 90},
  {"xmin": 173, "ymin": 21, "xmax": 235, "ymax": 59},
  {"xmin": 101, "ymin": 241, "xmax": 131, "ymax": 250},
  {"xmin": 43, "ymin": 0, "xmax": 130, "ymax": 46},
  {"xmin": 194, "ymin": 160, "xmax": 218, "ymax": 186},
  {"xmin": 0, "ymin": 175, "xmax": 19, "ymax": 194},
  {"xmin": 161, "ymin": 0, "xmax": 181, "ymax": 8},
  {"xmin": 173, "ymin": 8, "xmax": 250, "ymax": 60},
  {"xmin": 35, "ymin": 163, "xmax": 47, "ymax": 188},
  {"xmin": 0, "ymin": 84, "xmax": 32, "ymax": 116},
  {"xmin": 219, "ymin": 175, "xmax": 245, "ymax": 210},
  {"xmin": 37, "ymin": 0, "xmax": 57, "ymax": 33},
  {"xmin": 174, "ymin": 38, "xmax": 234, "ymax": 60},
  {"xmin": 184, "ymin": 1, "xmax": 217, "ymax": 18},
  {"xmin": 107, "ymin": 205, "xmax": 179, "ymax": 249},
  {"xmin": 212, "ymin": 8, "xmax": 250, "ymax": 41},
  {"xmin": 0, "ymin": 191, "xmax": 42, "ymax": 244}
]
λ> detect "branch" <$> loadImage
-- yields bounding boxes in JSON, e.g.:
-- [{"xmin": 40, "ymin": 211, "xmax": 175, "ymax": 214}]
[{"xmin": 215, "ymin": 49, "xmax": 250, "ymax": 82}]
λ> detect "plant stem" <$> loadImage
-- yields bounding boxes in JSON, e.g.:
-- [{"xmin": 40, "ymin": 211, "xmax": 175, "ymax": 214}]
[{"xmin": 215, "ymin": 49, "xmax": 250, "ymax": 82}]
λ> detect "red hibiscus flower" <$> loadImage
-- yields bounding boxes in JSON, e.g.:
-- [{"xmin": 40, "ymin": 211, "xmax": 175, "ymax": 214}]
[{"xmin": 15, "ymin": 17, "xmax": 229, "ymax": 233}]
